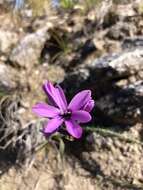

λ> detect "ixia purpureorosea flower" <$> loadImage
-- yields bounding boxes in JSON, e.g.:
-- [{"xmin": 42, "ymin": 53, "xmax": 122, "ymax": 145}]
[{"xmin": 32, "ymin": 81, "xmax": 94, "ymax": 138}]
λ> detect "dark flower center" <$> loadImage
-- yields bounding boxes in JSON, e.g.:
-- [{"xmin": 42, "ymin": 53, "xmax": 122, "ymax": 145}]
[{"xmin": 61, "ymin": 111, "xmax": 72, "ymax": 120}]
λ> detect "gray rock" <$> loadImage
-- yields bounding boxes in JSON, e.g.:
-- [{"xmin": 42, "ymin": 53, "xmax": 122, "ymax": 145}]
[
  {"xmin": 0, "ymin": 64, "xmax": 17, "ymax": 93},
  {"xmin": 0, "ymin": 30, "xmax": 18, "ymax": 54},
  {"xmin": 10, "ymin": 27, "xmax": 49, "ymax": 68},
  {"xmin": 123, "ymin": 36, "xmax": 143, "ymax": 50},
  {"xmin": 90, "ymin": 49, "xmax": 143, "ymax": 76},
  {"xmin": 106, "ymin": 22, "xmax": 137, "ymax": 40},
  {"xmin": 96, "ymin": 81, "xmax": 143, "ymax": 125},
  {"xmin": 62, "ymin": 49, "xmax": 143, "ymax": 125},
  {"xmin": 63, "ymin": 48, "xmax": 143, "ymax": 92}
]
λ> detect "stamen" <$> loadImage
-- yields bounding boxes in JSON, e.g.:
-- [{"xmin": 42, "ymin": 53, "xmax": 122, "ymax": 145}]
[{"xmin": 60, "ymin": 111, "xmax": 72, "ymax": 120}]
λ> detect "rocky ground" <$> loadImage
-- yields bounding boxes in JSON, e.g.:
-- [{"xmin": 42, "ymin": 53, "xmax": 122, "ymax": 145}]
[{"xmin": 1, "ymin": 0, "xmax": 143, "ymax": 189}]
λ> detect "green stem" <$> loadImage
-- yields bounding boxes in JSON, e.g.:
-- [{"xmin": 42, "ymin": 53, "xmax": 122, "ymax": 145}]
[
  {"xmin": 85, "ymin": 127, "xmax": 143, "ymax": 146},
  {"xmin": 35, "ymin": 141, "xmax": 48, "ymax": 152}
]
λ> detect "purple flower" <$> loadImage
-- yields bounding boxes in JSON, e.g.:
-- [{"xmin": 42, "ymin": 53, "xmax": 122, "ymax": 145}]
[{"xmin": 32, "ymin": 81, "xmax": 94, "ymax": 139}]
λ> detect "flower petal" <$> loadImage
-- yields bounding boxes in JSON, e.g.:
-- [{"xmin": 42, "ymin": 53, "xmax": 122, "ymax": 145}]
[
  {"xmin": 43, "ymin": 81, "xmax": 67, "ymax": 111},
  {"xmin": 83, "ymin": 100, "xmax": 95, "ymax": 112},
  {"xmin": 56, "ymin": 85, "xmax": 67, "ymax": 110},
  {"xmin": 65, "ymin": 119, "xmax": 83, "ymax": 138},
  {"xmin": 43, "ymin": 81, "xmax": 58, "ymax": 106},
  {"xmin": 44, "ymin": 117, "xmax": 64, "ymax": 133},
  {"xmin": 72, "ymin": 110, "xmax": 91, "ymax": 123},
  {"xmin": 68, "ymin": 90, "xmax": 91, "ymax": 111},
  {"xmin": 32, "ymin": 103, "xmax": 60, "ymax": 118}
]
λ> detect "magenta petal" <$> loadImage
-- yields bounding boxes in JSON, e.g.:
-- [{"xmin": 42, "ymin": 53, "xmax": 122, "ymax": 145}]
[
  {"xmin": 44, "ymin": 117, "xmax": 64, "ymax": 133},
  {"xmin": 56, "ymin": 85, "xmax": 67, "ymax": 109},
  {"xmin": 72, "ymin": 110, "xmax": 91, "ymax": 123},
  {"xmin": 32, "ymin": 103, "xmax": 60, "ymax": 118},
  {"xmin": 43, "ymin": 81, "xmax": 59, "ymax": 106},
  {"xmin": 43, "ymin": 87, "xmax": 56, "ymax": 107},
  {"xmin": 55, "ymin": 86, "xmax": 67, "ymax": 111},
  {"xmin": 68, "ymin": 90, "xmax": 91, "ymax": 111},
  {"xmin": 83, "ymin": 100, "xmax": 95, "ymax": 112},
  {"xmin": 65, "ymin": 119, "xmax": 83, "ymax": 138},
  {"xmin": 43, "ymin": 81, "xmax": 67, "ymax": 111}
]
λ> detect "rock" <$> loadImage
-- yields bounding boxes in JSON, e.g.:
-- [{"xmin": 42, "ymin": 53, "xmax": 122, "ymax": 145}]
[
  {"xmin": 62, "ymin": 49, "xmax": 143, "ymax": 125},
  {"xmin": 106, "ymin": 22, "xmax": 137, "ymax": 40},
  {"xmin": 10, "ymin": 26, "xmax": 49, "ymax": 69},
  {"xmin": 0, "ymin": 30, "xmax": 18, "ymax": 54},
  {"xmin": 80, "ymin": 39, "xmax": 96, "ymax": 58},
  {"xmin": 106, "ymin": 24, "xmax": 123, "ymax": 40},
  {"xmin": 115, "ymin": 4, "xmax": 136, "ymax": 18},
  {"xmin": 63, "ymin": 49, "xmax": 143, "ymax": 92},
  {"xmin": 95, "ymin": 0, "xmax": 113, "ymax": 27},
  {"xmin": 123, "ymin": 36, "xmax": 143, "ymax": 49},
  {"xmin": 90, "ymin": 49, "xmax": 143, "ymax": 77},
  {"xmin": 0, "ymin": 63, "xmax": 17, "ymax": 93},
  {"xmin": 96, "ymin": 81, "xmax": 143, "ymax": 125}
]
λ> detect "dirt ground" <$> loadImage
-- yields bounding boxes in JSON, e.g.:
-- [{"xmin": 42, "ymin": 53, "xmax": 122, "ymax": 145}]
[{"xmin": 1, "ymin": 123, "xmax": 143, "ymax": 190}]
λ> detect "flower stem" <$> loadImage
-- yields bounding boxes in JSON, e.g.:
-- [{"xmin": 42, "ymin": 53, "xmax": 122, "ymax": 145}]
[{"xmin": 85, "ymin": 126, "xmax": 143, "ymax": 146}]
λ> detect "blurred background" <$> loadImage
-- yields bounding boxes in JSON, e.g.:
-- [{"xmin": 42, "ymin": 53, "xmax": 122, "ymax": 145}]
[{"xmin": 0, "ymin": 0, "xmax": 143, "ymax": 189}]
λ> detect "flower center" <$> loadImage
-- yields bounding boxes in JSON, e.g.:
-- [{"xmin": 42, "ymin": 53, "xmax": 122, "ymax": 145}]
[{"xmin": 61, "ymin": 111, "xmax": 72, "ymax": 120}]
